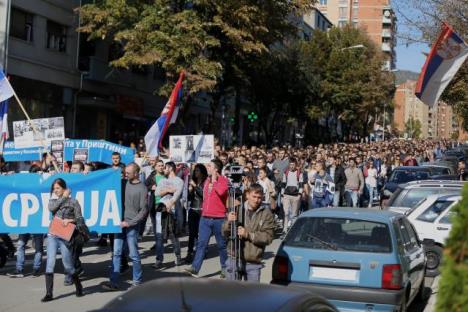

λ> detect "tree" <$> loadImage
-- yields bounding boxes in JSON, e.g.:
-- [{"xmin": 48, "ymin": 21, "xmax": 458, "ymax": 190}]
[
  {"xmin": 436, "ymin": 184, "xmax": 468, "ymax": 312},
  {"xmin": 299, "ymin": 26, "xmax": 395, "ymax": 141},
  {"xmin": 404, "ymin": 117, "xmax": 422, "ymax": 139}
]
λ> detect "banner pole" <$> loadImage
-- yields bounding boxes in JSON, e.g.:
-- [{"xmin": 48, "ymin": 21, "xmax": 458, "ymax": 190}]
[{"xmin": 11, "ymin": 91, "xmax": 60, "ymax": 172}]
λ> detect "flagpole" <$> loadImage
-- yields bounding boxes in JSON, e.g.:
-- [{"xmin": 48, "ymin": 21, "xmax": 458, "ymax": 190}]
[{"xmin": 11, "ymin": 90, "xmax": 60, "ymax": 172}]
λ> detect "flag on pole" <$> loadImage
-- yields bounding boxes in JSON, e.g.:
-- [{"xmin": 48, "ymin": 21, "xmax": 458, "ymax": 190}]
[
  {"xmin": 415, "ymin": 23, "xmax": 468, "ymax": 107},
  {"xmin": 0, "ymin": 100, "xmax": 8, "ymax": 153},
  {"xmin": 144, "ymin": 71, "xmax": 185, "ymax": 156},
  {"xmin": 0, "ymin": 70, "xmax": 14, "ymax": 103}
]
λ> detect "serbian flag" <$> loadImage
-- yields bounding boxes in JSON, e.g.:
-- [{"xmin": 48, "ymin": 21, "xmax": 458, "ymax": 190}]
[
  {"xmin": 415, "ymin": 23, "xmax": 468, "ymax": 107},
  {"xmin": 144, "ymin": 71, "xmax": 185, "ymax": 156}
]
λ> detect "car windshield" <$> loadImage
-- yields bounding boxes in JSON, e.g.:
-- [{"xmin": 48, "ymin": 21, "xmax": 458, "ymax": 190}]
[
  {"xmin": 389, "ymin": 170, "xmax": 430, "ymax": 184},
  {"xmin": 393, "ymin": 188, "xmax": 461, "ymax": 208},
  {"xmin": 428, "ymin": 167, "xmax": 450, "ymax": 175},
  {"xmin": 284, "ymin": 217, "xmax": 392, "ymax": 253}
]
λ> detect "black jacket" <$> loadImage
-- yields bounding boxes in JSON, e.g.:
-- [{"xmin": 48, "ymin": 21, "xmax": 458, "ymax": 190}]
[
  {"xmin": 327, "ymin": 165, "xmax": 347, "ymax": 189},
  {"xmin": 188, "ymin": 181, "xmax": 204, "ymax": 209}
]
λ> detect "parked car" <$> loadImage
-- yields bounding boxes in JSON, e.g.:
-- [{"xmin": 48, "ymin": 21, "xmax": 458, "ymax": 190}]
[
  {"xmin": 403, "ymin": 195, "xmax": 460, "ymax": 277},
  {"xmin": 420, "ymin": 162, "xmax": 455, "ymax": 175},
  {"xmin": 272, "ymin": 208, "xmax": 426, "ymax": 312},
  {"xmin": 381, "ymin": 166, "xmax": 432, "ymax": 195},
  {"xmin": 95, "ymin": 277, "xmax": 338, "ymax": 312},
  {"xmin": 383, "ymin": 180, "xmax": 464, "ymax": 212}
]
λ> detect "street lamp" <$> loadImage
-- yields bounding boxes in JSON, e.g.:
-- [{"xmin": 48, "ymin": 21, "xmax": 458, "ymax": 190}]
[{"xmin": 341, "ymin": 44, "xmax": 366, "ymax": 51}]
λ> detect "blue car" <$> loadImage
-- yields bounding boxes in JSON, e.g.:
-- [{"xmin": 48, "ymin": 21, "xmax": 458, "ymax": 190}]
[{"xmin": 272, "ymin": 208, "xmax": 426, "ymax": 312}]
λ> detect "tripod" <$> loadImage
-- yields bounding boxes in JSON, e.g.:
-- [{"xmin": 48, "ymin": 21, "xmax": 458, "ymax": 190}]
[{"xmin": 228, "ymin": 183, "xmax": 244, "ymax": 281}]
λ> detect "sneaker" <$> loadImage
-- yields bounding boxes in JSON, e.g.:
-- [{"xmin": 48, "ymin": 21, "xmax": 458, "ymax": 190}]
[
  {"xmin": 7, "ymin": 270, "xmax": 24, "ymax": 278},
  {"xmin": 101, "ymin": 281, "xmax": 120, "ymax": 292},
  {"xmin": 96, "ymin": 238, "xmax": 108, "ymax": 247},
  {"xmin": 64, "ymin": 279, "xmax": 73, "ymax": 286},
  {"xmin": 184, "ymin": 267, "xmax": 199, "ymax": 278},
  {"xmin": 175, "ymin": 256, "xmax": 183, "ymax": 266},
  {"xmin": 152, "ymin": 260, "xmax": 163, "ymax": 270},
  {"xmin": 219, "ymin": 269, "xmax": 226, "ymax": 279},
  {"xmin": 32, "ymin": 269, "xmax": 41, "ymax": 277}
]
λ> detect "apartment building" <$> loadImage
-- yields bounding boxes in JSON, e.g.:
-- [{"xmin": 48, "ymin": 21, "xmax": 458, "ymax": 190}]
[{"xmin": 316, "ymin": 0, "xmax": 396, "ymax": 70}]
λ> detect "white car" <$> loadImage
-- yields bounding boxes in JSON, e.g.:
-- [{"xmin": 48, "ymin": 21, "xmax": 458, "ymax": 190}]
[{"xmin": 402, "ymin": 194, "xmax": 460, "ymax": 276}]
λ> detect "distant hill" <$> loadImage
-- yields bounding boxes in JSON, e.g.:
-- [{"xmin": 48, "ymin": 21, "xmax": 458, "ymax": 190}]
[{"xmin": 395, "ymin": 70, "xmax": 420, "ymax": 85}]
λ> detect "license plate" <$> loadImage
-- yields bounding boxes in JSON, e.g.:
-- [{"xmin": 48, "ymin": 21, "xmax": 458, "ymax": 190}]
[{"xmin": 309, "ymin": 266, "xmax": 359, "ymax": 281}]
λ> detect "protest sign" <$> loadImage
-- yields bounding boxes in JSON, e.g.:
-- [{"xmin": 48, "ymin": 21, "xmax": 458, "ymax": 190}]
[
  {"xmin": 51, "ymin": 140, "xmax": 64, "ymax": 168},
  {"xmin": 169, "ymin": 135, "xmax": 214, "ymax": 163},
  {"xmin": 73, "ymin": 148, "xmax": 89, "ymax": 163},
  {"xmin": 13, "ymin": 117, "xmax": 65, "ymax": 148},
  {"xmin": 2, "ymin": 141, "xmax": 43, "ymax": 162},
  {"xmin": 0, "ymin": 168, "xmax": 122, "ymax": 234}
]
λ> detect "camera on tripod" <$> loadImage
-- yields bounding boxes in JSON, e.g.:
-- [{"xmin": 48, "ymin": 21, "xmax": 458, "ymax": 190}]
[{"xmin": 225, "ymin": 165, "xmax": 244, "ymax": 184}]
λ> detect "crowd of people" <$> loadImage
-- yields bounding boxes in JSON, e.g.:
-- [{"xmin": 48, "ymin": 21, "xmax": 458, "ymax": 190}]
[{"xmin": 0, "ymin": 138, "xmax": 465, "ymax": 302}]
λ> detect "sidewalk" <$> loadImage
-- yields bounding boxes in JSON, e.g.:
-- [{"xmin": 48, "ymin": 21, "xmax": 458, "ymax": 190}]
[{"xmin": 423, "ymin": 276, "xmax": 440, "ymax": 312}]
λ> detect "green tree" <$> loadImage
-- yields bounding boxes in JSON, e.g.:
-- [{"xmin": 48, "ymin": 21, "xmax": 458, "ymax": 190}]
[
  {"xmin": 299, "ymin": 26, "xmax": 395, "ymax": 140},
  {"xmin": 436, "ymin": 184, "xmax": 468, "ymax": 312},
  {"xmin": 404, "ymin": 117, "xmax": 422, "ymax": 138}
]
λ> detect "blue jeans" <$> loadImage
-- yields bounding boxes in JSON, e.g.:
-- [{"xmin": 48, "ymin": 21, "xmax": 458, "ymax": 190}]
[
  {"xmin": 367, "ymin": 184, "xmax": 376, "ymax": 207},
  {"xmin": 110, "ymin": 226, "xmax": 142, "ymax": 286},
  {"xmin": 311, "ymin": 196, "xmax": 329, "ymax": 209},
  {"xmin": 225, "ymin": 257, "xmax": 262, "ymax": 282},
  {"xmin": 16, "ymin": 234, "xmax": 44, "ymax": 271},
  {"xmin": 345, "ymin": 189, "xmax": 359, "ymax": 207},
  {"xmin": 191, "ymin": 217, "xmax": 227, "ymax": 273},
  {"xmin": 46, "ymin": 234, "xmax": 74, "ymax": 275}
]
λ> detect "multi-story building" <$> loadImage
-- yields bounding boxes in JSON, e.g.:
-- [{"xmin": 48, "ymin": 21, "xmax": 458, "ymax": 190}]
[
  {"xmin": 316, "ymin": 0, "xmax": 396, "ymax": 70},
  {"xmin": 394, "ymin": 80, "xmax": 460, "ymax": 139},
  {"xmin": 0, "ymin": 0, "xmax": 165, "ymax": 144}
]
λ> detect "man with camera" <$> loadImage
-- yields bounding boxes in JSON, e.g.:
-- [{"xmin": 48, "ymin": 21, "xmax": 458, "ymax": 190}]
[{"xmin": 223, "ymin": 183, "xmax": 275, "ymax": 281}]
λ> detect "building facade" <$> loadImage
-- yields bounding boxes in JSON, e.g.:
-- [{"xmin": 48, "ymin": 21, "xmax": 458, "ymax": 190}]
[
  {"xmin": 394, "ymin": 80, "xmax": 459, "ymax": 139},
  {"xmin": 316, "ymin": 0, "xmax": 396, "ymax": 70},
  {"xmin": 0, "ymin": 0, "xmax": 166, "ymax": 145}
]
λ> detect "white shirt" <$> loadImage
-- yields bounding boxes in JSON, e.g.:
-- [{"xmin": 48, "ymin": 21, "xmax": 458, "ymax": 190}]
[{"xmin": 365, "ymin": 168, "xmax": 378, "ymax": 187}]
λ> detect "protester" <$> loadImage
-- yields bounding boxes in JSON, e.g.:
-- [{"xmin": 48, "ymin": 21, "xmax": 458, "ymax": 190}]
[
  {"xmin": 185, "ymin": 158, "xmax": 229, "ymax": 278},
  {"xmin": 457, "ymin": 160, "xmax": 468, "ymax": 181},
  {"xmin": 308, "ymin": 161, "xmax": 334, "ymax": 208},
  {"xmin": 365, "ymin": 161, "xmax": 378, "ymax": 208},
  {"xmin": 42, "ymin": 178, "xmax": 84, "ymax": 302},
  {"xmin": 327, "ymin": 156, "xmax": 347, "ymax": 207},
  {"xmin": 102, "ymin": 163, "xmax": 147, "ymax": 291},
  {"xmin": 223, "ymin": 183, "xmax": 275, "ymax": 281},
  {"xmin": 344, "ymin": 158, "xmax": 364, "ymax": 207},
  {"xmin": 186, "ymin": 163, "xmax": 208, "ymax": 263},
  {"xmin": 154, "ymin": 161, "xmax": 184, "ymax": 268},
  {"xmin": 257, "ymin": 167, "xmax": 276, "ymax": 209},
  {"xmin": 281, "ymin": 158, "xmax": 304, "ymax": 232},
  {"xmin": 145, "ymin": 159, "xmax": 165, "ymax": 254}
]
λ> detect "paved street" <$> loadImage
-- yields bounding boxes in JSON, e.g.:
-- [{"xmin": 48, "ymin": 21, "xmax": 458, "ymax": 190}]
[{"xmin": 0, "ymin": 234, "xmax": 436, "ymax": 312}]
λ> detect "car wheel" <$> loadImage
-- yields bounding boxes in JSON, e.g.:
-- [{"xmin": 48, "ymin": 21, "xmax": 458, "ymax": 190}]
[{"xmin": 425, "ymin": 245, "xmax": 443, "ymax": 277}]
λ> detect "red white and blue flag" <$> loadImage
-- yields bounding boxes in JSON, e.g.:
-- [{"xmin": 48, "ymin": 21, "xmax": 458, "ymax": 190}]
[
  {"xmin": 415, "ymin": 23, "xmax": 468, "ymax": 107},
  {"xmin": 144, "ymin": 71, "xmax": 185, "ymax": 156}
]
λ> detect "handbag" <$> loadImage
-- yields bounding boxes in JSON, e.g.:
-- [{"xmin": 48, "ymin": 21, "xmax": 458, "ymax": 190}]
[
  {"xmin": 48, "ymin": 217, "xmax": 76, "ymax": 241},
  {"xmin": 75, "ymin": 217, "xmax": 91, "ymax": 243}
]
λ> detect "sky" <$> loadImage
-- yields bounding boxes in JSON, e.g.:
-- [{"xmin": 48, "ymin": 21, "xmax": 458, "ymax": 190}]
[{"xmin": 394, "ymin": 1, "xmax": 431, "ymax": 73}]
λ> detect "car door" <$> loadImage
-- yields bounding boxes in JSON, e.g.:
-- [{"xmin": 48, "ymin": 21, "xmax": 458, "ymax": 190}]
[{"xmin": 395, "ymin": 218, "xmax": 424, "ymax": 301}]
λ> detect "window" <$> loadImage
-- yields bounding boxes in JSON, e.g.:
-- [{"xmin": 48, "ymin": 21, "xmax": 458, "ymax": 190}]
[
  {"xmin": 338, "ymin": 21, "xmax": 347, "ymax": 28},
  {"xmin": 403, "ymin": 218, "xmax": 420, "ymax": 248},
  {"xmin": 396, "ymin": 189, "xmax": 434, "ymax": 208},
  {"xmin": 10, "ymin": 8, "xmax": 33, "ymax": 42},
  {"xmin": 339, "ymin": 0, "xmax": 348, "ymax": 4},
  {"xmin": 416, "ymin": 200, "xmax": 453, "ymax": 223},
  {"xmin": 439, "ymin": 211, "xmax": 455, "ymax": 224},
  {"xmin": 47, "ymin": 20, "xmax": 67, "ymax": 52},
  {"xmin": 352, "ymin": 7, "xmax": 359, "ymax": 19},
  {"xmin": 319, "ymin": 0, "xmax": 327, "ymax": 4},
  {"xmin": 285, "ymin": 217, "xmax": 392, "ymax": 253},
  {"xmin": 339, "ymin": 7, "xmax": 348, "ymax": 19},
  {"xmin": 396, "ymin": 218, "xmax": 416, "ymax": 252}
]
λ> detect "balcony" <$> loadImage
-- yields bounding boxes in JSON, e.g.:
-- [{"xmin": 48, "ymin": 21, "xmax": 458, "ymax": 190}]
[
  {"xmin": 382, "ymin": 42, "xmax": 392, "ymax": 52},
  {"xmin": 382, "ymin": 16, "xmax": 393, "ymax": 25},
  {"xmin": 382, "ymin": 29, "xmax": 392, "ymax": 38}
]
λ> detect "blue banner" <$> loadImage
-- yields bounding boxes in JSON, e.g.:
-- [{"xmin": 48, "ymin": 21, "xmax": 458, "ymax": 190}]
[
  {"xmin": 64, "ymin": 139, "xmax": 134, "ymax": 165},
  {"xmin": 0, "ymin": 168, "xmax": 122, "ymax": 234},
  {"xmin": 2, "ymin": 139, "xmax": 134, "ymax": 165}
]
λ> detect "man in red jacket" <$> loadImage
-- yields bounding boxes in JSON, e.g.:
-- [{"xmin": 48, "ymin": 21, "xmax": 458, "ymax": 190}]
[{"xmin": 185, "ymin": 158, "xmax": 229, "ymax": 278}]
